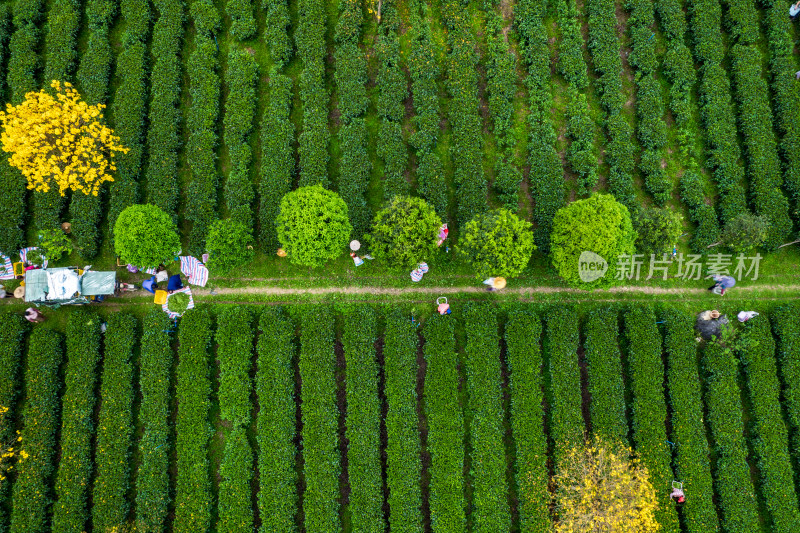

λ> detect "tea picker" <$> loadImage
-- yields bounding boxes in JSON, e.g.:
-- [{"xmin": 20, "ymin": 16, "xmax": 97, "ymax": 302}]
[
  {"xmin": 436, "ymin": 297, "xmax": 451, "ymax": 315},
  {"xmin": 670, "ymin": 481, "xmax": 686, "ymax": 503}
]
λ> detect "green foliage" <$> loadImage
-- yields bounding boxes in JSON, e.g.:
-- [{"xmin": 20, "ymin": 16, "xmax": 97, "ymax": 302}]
[
  {"xmin": 265, "ymin": 0, "xmax": 292, "ymax": 67},
  {"xmin": 224, "ymin": 48, "xmax": 258, "ymax": 229},
  {"xmin": 299, "ymin": 308, "xmax": 340, "ymax": 532},
  {"xmin": 9, "ymin": 329, "xmax": 62, "ymax": 533},
  {"xmin": 92, "ymin": 314, "xmax": 137, "ymax": 532},
  {"xmin": 43, "ymin": 0, "xmax": 79, "ymax": 84},
  {"xmin": 736, "ymin": 315, "xmax": 800, "ymax": 531},
  {"xmin": 68, "ymin": 191, "xmax": 101, "ymax": 259},
  {"xmin": 206, "ymin": 218, "xmax": 254, "ymax": 273},
  {"xmin": 554, "ymin": 0, "xmax": 589, "ymax": 88},
  {"xmin": 257, "ymin": 308, "xmax": 297, "ymax": 533},
  {"xmin": 463, "ymin": 305, "xmax": 511, "ymax": 531},
  {"xmin": 661, "ymin": 308, "xmax": 720, "ymax": 532},
  {"xmin": 679, "ymin": 170, "xmax": 720, "ymax": 251},
  {"xmin": 376, "ymin": 31, "xmax": 409, "ymax": 200},
  {"xmin": 0, "ymin": 312, "xmax": 24, "ymax": 529},
  {"xmin": 52, "ymin": 310, "xmax": 102, "ymax": 533},
  {"xmin": 634, "ymin": 207, "xmax": 684, "ymax": 255},
  {"xmin": 624, "ymin": 306, "xmax": 680, "ymax": 531},
  {"xmin": 772, "ymin": 305, "xmax": 800, "ymax": 476},
  {"xmin": 167, "ymin": 292, "xmax": 190, "ymax": 314},
  {"xmin": 275, "ymin": 185, "xmax": 352, "ymax": 267},
  {"xmin": 550, "ymin": 194, "xmax": 636, "ymax": 288},
  {"xmin": 31, "ymin": 228, "xmax": 72, "ymax": 264},
  {"xmin": 216, "ymin": 307, "xmax": 255, "ymax": 532},
  {"xmin": 720, "ymin": 212, "xmax": 769, "ymax": 253},
  {"xmin": 226, "ymin": 0, "xmax": 255, "ymax": 40},
  {"xmin": 338, "ymin": 120, "xmax": 372, "ymax": 239},
  {"xmin": 565, "ymin": 88, "xmax": 599, "ymax": 194},
  {"xmin": 458, "ymin": 208, "xmax": 535, "ymax": 279},
  {"xmin": 145, "ymin": 0, "xmax": 184, "ymax": 216},
  {"xmin": 342, "ymin": 307, "xmax": 385, "ymax": 533},
  {"xmin": 136, "ymin": 310, "xmax": 174, "ymax": 533},
  {"xmin": 584, "ymin": 307, "xmax": 627, "ymax": 441},
  {"xmin": 505, "ymin": 308, "xmax": 551, "ymax": 532},
  {"xmin": 259, "ymin": 74, "xmax": 295, "ymax": 249},
  {"xmin": 423, "ymin": 314, "xmax": 466, "ymax": 531},
  {"xmin": 114, "ymin": 204, "xmax": 181, "ymax": 268},
  {"xmin": 174, "ymin": 309, "xmax": 213, "ymax": 533},
  {"xmin": 366, "ymin": 196, "xmax": 441, "ymax": 269},
  {"xmin": 383, "ymin": 310, "xmax": 423, "ymax": 532},
  {"xmin": 0, "ymin": 160, "xmax": 26, "ymax": 253},
  {"xmin": 701, "ymin": 340, "xmax": 760, "ymax": 531}
]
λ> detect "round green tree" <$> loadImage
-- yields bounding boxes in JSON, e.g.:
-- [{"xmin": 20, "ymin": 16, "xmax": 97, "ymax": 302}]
[
  {"xmin": 365, "ymin": 196, "xmax": 442, "ymax": 269},
  {"xmin": 458, "ymin": 208, "xmax": 536, "ymax": 279},
  {"xmin": 113, "ymin": 204, "xmax": 181, "ymax": 269},
  {"xmin": 550, "ymin": 194, "xmax": 636, "ymax": 288},
  {"xmin": 275, "ymin": 185, "xmax": 352, "ymax": 267},
  {"xmin": 205, "ymin": 218, "xmax": 254, "ymax": 272}
]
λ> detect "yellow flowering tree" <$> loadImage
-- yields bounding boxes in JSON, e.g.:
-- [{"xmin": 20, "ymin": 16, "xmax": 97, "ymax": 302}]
[
  {"xmin": 0, "ymin": 80, "xmax": 128, "ymax": 196},
  {"xmin": 553, "ymin": 438, "xmax": 660, "ymax": 533},
  {"xmin": 0, "ymin": 406, "xmax": 28, "ymax": 487}
]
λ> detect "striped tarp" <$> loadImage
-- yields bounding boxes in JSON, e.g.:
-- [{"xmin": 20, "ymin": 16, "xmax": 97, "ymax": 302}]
[
  {"xmin": 19, "ymin": 247, "xmax": 48, "ymax": 269},
  {"xmin": 179, "ymin": 256, "xmax": 209, "ymax": 287},
  {"xmin": 0, "ymin": 253, "xmax": 13, "ymax": 280}
]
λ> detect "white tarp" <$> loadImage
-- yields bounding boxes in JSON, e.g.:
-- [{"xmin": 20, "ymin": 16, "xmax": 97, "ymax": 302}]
[{"xmin": 46, "ymin": 269, "xmax": 80, "ymax": 300}]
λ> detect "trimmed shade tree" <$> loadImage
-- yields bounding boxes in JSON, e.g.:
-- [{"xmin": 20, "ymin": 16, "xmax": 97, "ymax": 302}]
[
  {"xmin": 366, "ymin": 195, "xmax": 442, "ymax": 269},
  {"xmin": 275, "ymin": 185, "xmax": 352, "ymax": 267},
  {"xmin": 550, "ymin": 193, "xmax": 636, "ymax": 288},
  {"xmin": 458, "ymin": 208, "xmax": 535, "ymax": 279},
  {"xmin": 114, "ymin": 204, "xmax": 180, "ymax": 269},
  {"xmin": 205, "ymin": 218, "xmax": 254, "ymax": 272}
]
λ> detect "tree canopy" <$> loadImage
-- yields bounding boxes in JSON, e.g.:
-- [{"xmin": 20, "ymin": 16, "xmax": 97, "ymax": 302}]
[
  {"xmin": 0, "ymin": 80, "xmax": 127, "ymax": 196},
  {"xmin": 635, "ymin": 207, "xmax": 683, "ymax": 256},
  {"xmin": 275, "ymin": 185, "xmax": 352, "ymax": 267},
  {"xmin": 458, "ymin": 208, "xmax": 535, "ymax": 279},
  {"xmin": 113, "ymin": 204, "xmax": 180, "ymax": 269},
  {"xmin": 366, "ymin": 196, "xmax": 442, "ymax": 269}
]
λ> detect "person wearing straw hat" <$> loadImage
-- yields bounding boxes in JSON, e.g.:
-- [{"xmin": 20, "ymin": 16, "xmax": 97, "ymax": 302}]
[{"xmin": 482, "ymin": 277, "xmax": 507, "ymax": 292}]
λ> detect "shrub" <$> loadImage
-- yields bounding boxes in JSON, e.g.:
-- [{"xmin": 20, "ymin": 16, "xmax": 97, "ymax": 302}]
[
  {"xmin": 265, "ymin": 0, "xmax": 292, "ymax": 67},
  {"xmin": 584, "ymin": 307, "xmax": 627, "ymax": 441},
  {"xmin": 423, "ymin": 314, "xmax": 466, "ymax": 531},
  {"xmin": 206, "ymin": 218, "xmax": 254, "ymax": 273},
  {"xmin": 9, "ymin": 329, "xmax": 62, "ymax": 533},
  {"xmin": 463, "ymin": 305, "xmax": 511, "ymax": 531},
  {"xmin": 135, "ymin": 310, "xmax": 174, "ymax": 532},
  {"xmin": 719, "ymin": 212, "xmax": 769, "ymax": 253},
  {"xmin": 459, "ymin": 208, "xmax": 535, "ymax": 279},
  {"xmin": 31, "ymin": 228, "xmax": 72, "ymax": 264},
  {"xmin": 92, "ymin": 314, "xmax": 137, "ymax": 532},
  {"xmin": 257, "ymin": 308, "xmax": 297, "ymax": 532},
  {"xmin": 550, "ymin": 194, "xmax": 636, "ymax": 288},
  {"xmin": 679, "ymin": 170, "xmax": 720, "ymax": 251},
  {"xmin": 365, "ymin": 196, "xmax": 441, "ymax": 269},
  {"xmin": 299, "ymin": 308, "xmax": 340, "ymax": 532},
  {"xmin": 174, "ymin": 309, "xmax": 213, "ymax": 533},
  {"xmin": 226, "ymin": 0, "xmax": 255, "ymax": 40},
  {"xmin": 634, "ymin": 207, "xmax": 684, "ymax": 256},
  {"xmin": 52, "ymin": 310, "xmax": 102, "ymax": 533},
  {"xmin": 383, "ymin": 310, "xmax": 423, "ymax": 532},
  {"xmin": 275, "ymin": 185, "xmax": 352, "ymax": 267},
  {"xmin": 772, "ymin": 305, "xmax": 800, "ymax": 468},
  {"xmin": 114, "ymin": 204, "xmax": 181, "ymax": 268}
]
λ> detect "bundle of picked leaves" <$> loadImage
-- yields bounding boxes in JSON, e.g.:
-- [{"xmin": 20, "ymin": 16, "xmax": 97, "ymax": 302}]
[{"xmin": 167, "ymin": 292, "xmax": 190, "ymax": 314}]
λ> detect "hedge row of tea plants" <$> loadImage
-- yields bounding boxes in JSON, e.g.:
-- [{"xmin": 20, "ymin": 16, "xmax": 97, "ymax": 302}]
[
  {"xmin": 661, "ymin": 309, "xmax": 719, "ymax": 532},
  {"xmin": 51, "ymin": 311, "xmax": 102, "ymax": 533},
  {"xmin": 174, "ymin": 309, "xmax": 213, "ymax": 533},
  {"xmin": 186, "ymin": 0, "xmax": 221, "ymax": 255},
  {"xmin": 334, "ymin": 0, "xmax": 371, "ymax": 238},
  {"xmin": 463, "ymin": 305, "xmax": 510, "ymax": 532},
  {"xmin": 259, "ymin": 74, "xmax": 295, "ymax": 248},
  {"xmin": 0, "ymin": 313, "xmax": 25, "ymax": 530},
  {"xmin": 554, "ymin": 0, "xmax": 588, "ymax": 89},
  {"xmin": 256, "ymin": 308, "xmax": 297, "ymax": 532},
  {"xmin": 223, "ymin": 48, "xmax": 258, "ymax": 228},
  {"xmin": 544, "ymin": 307, "xmax": 583, "ymax": 473},
  {"xmin": 485, "ymin": 14, "xmax": 522, "ymax": 208},
  {"xmin": 423, "ymin": 315, "xmax": 466, "ymax": 532},
  {"xmin": 299, "ymin": 308, "xmax": 340, "ymax": 531},
  {"xmin": 625, "ymin": 0, "xmax": 671, "ymax": 205},
  {"xmin": 623, "ymin": 307, "xmax": 679, "ymax": 532},
  {"xmin": 685, "ymin": 0, "xmax": 748, "ymax": 223},
  {"xmin": 136, "ymin": 310, "xmax": 174, "ymax": 533},
  {"xmin": 585, "ymin": 0, "xmax": 636, "ymax": 210},
  {"xmin": 216, "ymin": 306, "xmax": 256, "ymax": 532},
  {"xmin": 679, "ymin": 170, "xmax": 720, "ymax": 250},
  {"xmin": 295, "ymin": 0, "xmax": 329, "ymax": 186},
  {"xmin": 8, "ymin": 329, "xmax": 63, "ymax": 533},
  {"xmin": 145, "ymin": 0, "xmax": 184, "ymax": 215},
  {"xmin": 700, "ymin": 341, "xmax": 760, "ymax": 531},
  {"xmin": 505, "ymin": 309, "xmax": 551, "ymax": 532},
  {"xmin": 736, "ymin": 316, "xmax": 800, "ymax": 531},
  {"xmin": 227, "ymin": 0, "xmax": 255, "ymax": 41},
  {"xmin": 266, "ymin": 0, "xmax": 292, "ymax": 68},
  {"xmin": 584, "ymin": 307, "xmax": 627, "ymax": 442},
  {"xmin": 772, "ymin": 305, "xmax": 800, "ymax": 466},
  {"xmin": 108, "ymin": 0, "xmax": 152, "ymax": 244},
  {"xmin": 342, "ymin": 306, "xmax": 385, "ymax": 532},
  {"xmin": 516, "ymin": 0, "xmax": 564, "ymax": 249},
  {"xmin": 43, "ymin": 0, "xmax": 79, "ymax": 93},
  {"xmin": 383, "ymin": 310, "xmax": 423, "ymax": 532},
  {"xmin": 91, "ymin": 314, "xmax": 137, "ymax": 532},
  {"xmin": 408, "ymin": 5, "xmax": 447, "ymax": 217}
]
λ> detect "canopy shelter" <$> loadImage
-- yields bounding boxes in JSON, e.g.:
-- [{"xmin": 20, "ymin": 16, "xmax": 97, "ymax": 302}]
[{"xmin": 24, "ymin": 267, "xmax": 116, "ymax": 307}]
